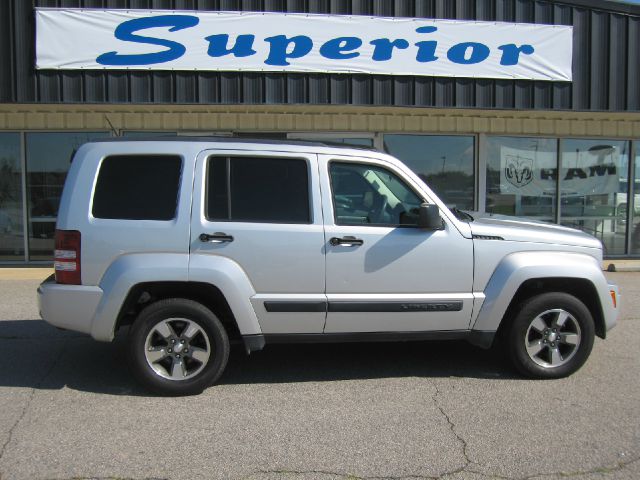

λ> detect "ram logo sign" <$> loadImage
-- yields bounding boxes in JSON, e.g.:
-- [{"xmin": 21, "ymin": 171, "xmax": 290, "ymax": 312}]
[
  {"xmin": 499, "ymin": 147, "xmax": 619, "ymax": 197},
  {"xmin": 504, "ymin": 156, "xmax": 534, "ymax": 189},
  {"xmin": 35, "ymin": 9, "xmax": 573, "ymax": 81}
]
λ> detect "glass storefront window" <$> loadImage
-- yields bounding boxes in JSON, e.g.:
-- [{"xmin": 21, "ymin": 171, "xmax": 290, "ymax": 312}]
[
  {"xmin": 485, "ymin": 137, "xmax": 558, "ymax": 221},
  {"xmin": 26, "ymin": 132, "xmax": 111, "ymax": 261},
  {"xmin": 1, "ymin": 129, "xmax": 639, "ymax": 261},
  {"xmin": 560, "ymin": 139, "xmax": 629, "ymax": 256},
  {"xmin": 384, "ymin": 135, "xmax": 474, "ymax": 210},
  {"xmin": 0, "ymin": 134, "xmax": 24, "ymax": 261},
  {"xmin": 631, "ymin": 142, "xmax": 640, "ymax": 255}
]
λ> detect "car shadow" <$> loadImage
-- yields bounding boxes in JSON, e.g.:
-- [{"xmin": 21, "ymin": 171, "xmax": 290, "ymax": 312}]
[{"xmin": 0, "ymin": 319, "xmax": 520, "ymax": 396}]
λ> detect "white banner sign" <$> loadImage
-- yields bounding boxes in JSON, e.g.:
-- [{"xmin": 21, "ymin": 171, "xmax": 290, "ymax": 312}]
[
  {"xmin": 500, "ymin": 146, "xmax": 619, "ymax": 197},
  {"xmin": 36, "ymin": 9, "xmax": 573, "ymax": 81}
]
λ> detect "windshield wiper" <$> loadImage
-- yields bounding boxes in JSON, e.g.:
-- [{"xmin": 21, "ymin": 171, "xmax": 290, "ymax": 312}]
[{"xmin": 451, "ymin": 207, "xmax": 474, "ymax": 222}]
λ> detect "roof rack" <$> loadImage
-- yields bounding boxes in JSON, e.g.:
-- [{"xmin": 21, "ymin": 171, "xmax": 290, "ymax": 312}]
[{"xmin": 88, "ymin": 136, "xmax": 378, "ymax": 151}]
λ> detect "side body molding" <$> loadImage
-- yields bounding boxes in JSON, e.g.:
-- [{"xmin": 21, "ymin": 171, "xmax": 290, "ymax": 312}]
[
  {"xmin": 188, "ymin": 253, "xmax": 261, "ymax": 337},
  {"xmin": 472, "ymin": 251, "xmax": 613, "ymax": 333},
  {"xmin": 92, "ymin": 253, "xmax": 190, "ymax": 341}
]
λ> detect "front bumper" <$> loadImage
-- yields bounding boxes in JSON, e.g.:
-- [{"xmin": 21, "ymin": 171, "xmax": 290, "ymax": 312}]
[{"xmin": 37, "ymin": 275, "xmax": 103, "ymax": 336}]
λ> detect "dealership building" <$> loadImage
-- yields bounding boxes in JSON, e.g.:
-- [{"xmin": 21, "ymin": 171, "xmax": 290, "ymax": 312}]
[{"xmin": 1, "ymin": 0, "xmax": 640, "ymax": 264}]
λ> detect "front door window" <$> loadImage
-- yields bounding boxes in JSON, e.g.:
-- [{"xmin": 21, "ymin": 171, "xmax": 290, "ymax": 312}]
[{"xmin": 329, "ymin": 162, "xmax": 423, "ymax": 226}]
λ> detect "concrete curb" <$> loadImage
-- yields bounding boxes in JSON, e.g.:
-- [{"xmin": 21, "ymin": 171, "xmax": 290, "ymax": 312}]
[
  {"xmin": 0, "ymin": 268, "xmax": 53, "ymax": 281},
  {"xmin": 603, "ymin": 261, "xmax": 640, "ymax": 272}
]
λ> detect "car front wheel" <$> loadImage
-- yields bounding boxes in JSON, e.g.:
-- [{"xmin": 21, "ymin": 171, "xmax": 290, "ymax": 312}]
[{"xmin": 507, "ymin": 292, "xmax": 595, "ymax": 379}]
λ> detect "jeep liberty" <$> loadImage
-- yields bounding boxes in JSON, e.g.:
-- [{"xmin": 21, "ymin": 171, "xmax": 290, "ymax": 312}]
[{"xmin": 38, "ymin": 138, "xmax": 620, "ymax": 395}]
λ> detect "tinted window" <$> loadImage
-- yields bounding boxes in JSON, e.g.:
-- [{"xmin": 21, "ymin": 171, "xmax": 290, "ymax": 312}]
[
  {"xmin": 330, "ymin": 162, "xmax": 423, "ymax": 226},
  {"xmin": 92, "ymin": 155, "xmax": 182, "ymax": 220},
  {"xmin": 207, "ymin": 157, "xmax": 229, "ymax": 220},
  {"xmin": 206, "ymin": 156, "xmax": 310, "ymax": 223}
]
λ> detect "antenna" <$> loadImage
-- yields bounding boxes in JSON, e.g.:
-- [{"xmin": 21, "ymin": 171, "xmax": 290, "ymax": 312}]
[{"xmin": 103, "ymin": 114, "xmax": 119, "ymax": 137}]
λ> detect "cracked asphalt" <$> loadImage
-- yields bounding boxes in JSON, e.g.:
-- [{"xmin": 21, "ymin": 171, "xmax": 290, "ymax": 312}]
[{"xmin": 0, "ymin": 272, "xmax": 638, "ymax": 480}]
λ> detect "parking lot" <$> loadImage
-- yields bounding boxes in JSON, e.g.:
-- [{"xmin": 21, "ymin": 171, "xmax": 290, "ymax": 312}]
[{"xmin": 0, "ymin": 272, "xmax": 638, "ymax": 480}]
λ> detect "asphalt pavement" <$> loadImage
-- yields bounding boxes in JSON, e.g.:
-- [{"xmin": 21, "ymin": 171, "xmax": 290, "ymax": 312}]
[{"xmin": 0, "ymin": 273, "xmax": 638, "ymax": 480}]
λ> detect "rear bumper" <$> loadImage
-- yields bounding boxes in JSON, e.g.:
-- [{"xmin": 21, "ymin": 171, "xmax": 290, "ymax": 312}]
[{"xmin": 37, "ymin": 275, "xmax": 103, "ymax": 337}]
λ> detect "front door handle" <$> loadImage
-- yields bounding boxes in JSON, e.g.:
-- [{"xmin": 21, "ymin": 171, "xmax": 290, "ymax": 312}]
[
  {"xmin": 199, "ymin": 232, "xmax": 234, "ymax": 243},
  {"xmin": 330, "ymin": 236, "xmax": 364, "ymax": 247}
]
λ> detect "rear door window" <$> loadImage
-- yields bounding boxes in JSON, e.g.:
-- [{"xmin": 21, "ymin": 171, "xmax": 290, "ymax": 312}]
[{"xmin": 206, "ymin": 156, "xmax": 311, "ymax": 224}]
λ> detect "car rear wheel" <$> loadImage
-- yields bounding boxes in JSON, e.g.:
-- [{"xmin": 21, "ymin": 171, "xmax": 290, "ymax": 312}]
[
  {"xmin": 507, "ymin": 292, "xmax": 595, "ymax": 379},
  {"xmin": 128, "ymin": 298, "xmax": 230, "ymax": 396}
]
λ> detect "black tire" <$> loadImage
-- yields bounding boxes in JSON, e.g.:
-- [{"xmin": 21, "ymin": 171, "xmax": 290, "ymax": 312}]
[
  {"xmin": 506, "ymin": 292, "xmax": 595, "ymax": 379},
  {"xmin": 127, "ymin": 298, "xmax": 230, "ymax": 396}
]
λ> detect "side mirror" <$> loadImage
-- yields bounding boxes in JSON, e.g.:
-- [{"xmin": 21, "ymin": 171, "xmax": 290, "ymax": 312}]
[{"xmin": 418, "ymin": 203, "xmax": 443, "ymax": 230}]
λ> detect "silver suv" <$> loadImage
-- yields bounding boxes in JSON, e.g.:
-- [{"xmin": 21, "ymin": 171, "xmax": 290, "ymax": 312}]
[{"xmin": 38, "ymin": 138, "xmax": 620, "ymax": 395}]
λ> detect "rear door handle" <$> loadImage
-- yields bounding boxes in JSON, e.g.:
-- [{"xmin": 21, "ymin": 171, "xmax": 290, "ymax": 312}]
[
  {"xmin": 330, "ymin": 236, "xmax": 364, "ymax": 247},
  {"xmin": 199, "ymin": 232, "xmax": 234, "ymax": 243}
]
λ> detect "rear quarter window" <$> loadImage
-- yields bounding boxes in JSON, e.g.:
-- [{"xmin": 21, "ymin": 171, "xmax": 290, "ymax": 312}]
[{"xmin": 92, "ymin": 155, "xmax": 182, "ymax": 220}]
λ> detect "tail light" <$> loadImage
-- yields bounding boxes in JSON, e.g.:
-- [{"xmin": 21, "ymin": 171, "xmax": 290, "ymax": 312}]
[{"xmin": 54, "ymin": 230, "xmax": 81, "ymax": 285}]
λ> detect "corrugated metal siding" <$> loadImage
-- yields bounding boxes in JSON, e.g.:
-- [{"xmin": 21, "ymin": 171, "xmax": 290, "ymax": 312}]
[{"xmin": 1, "ymin": 0, "xmax": 639, "ymax": 111}]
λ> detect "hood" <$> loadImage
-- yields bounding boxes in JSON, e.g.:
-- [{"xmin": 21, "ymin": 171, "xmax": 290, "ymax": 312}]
[{"xmin": 467, "ymin": 212, "xmax": 603, "ymax": 250}]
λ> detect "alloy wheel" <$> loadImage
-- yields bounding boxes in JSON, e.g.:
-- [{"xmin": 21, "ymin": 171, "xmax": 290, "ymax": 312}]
[
  {"xmin": 144, "ymin": 318, "xmax": 211, "ymax": 381},
  {"xmin": 524, "ymin": 309, "xmax": 582, "ymax": 369}
]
